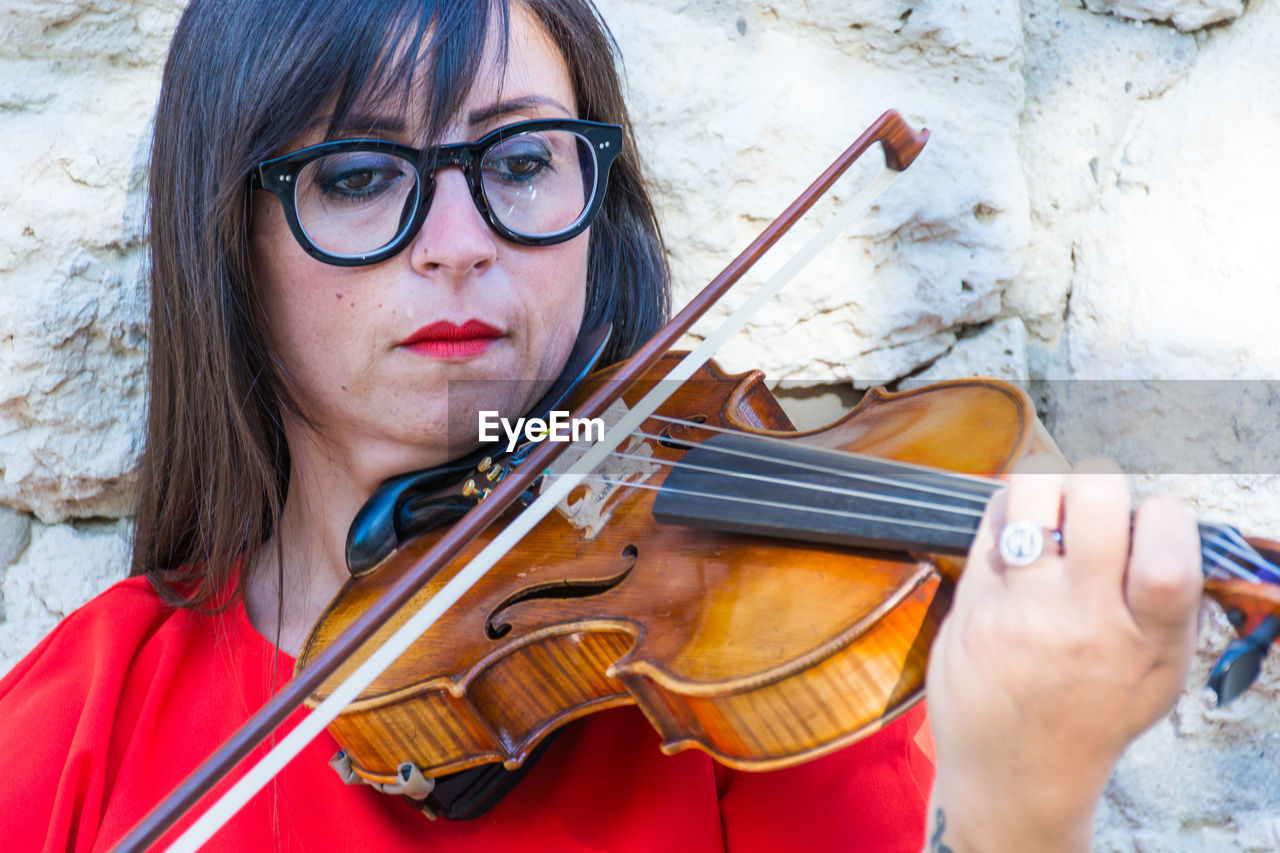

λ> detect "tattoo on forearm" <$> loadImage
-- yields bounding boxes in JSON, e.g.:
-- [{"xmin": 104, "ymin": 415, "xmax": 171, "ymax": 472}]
[{"xmin": 930, "ymin": 807, "xmax": 955, "ymax": 853}]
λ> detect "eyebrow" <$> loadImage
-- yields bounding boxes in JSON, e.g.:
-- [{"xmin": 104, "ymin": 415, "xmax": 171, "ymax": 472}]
[
  {"xmin": 326, "ymin": 114, "xmax": 408, "ymax": 137},
  {"xmin": 318, "ymin": 94, "xmax": 573, "ymax": 140},
  {"xmin": 466, "ymin": 95, "xmax": 574, "ymax": 126}
]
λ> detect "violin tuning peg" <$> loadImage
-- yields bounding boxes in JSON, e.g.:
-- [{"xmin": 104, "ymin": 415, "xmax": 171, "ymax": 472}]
[
  {"xmin": 485, "ymin": 463, "xmax": 505, "ymax": 483},
  {"xmin": 461, "ymin": 480, "xmax": 492, "ymax": 502},
  {"xmin": 1207, "ymin": 614, "xmax": 1280, "ymax": 706},
  {"xmin": 477, "ymin": 456, "xmax": 492, "ymax": 473}
]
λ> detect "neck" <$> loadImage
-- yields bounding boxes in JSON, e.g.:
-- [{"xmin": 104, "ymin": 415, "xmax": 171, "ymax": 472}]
[{"xmin": 243, "ymin": 433, "xmax": 386, "ymax": 657}]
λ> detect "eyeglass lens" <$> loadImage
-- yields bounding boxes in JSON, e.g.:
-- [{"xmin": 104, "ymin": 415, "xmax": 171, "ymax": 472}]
[{"xmin": 292, "ymin": 128, "xmax": 596, "ymax": 257}]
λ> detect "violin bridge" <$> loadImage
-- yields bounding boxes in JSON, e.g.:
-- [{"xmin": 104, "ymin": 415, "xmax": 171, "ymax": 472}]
[{"xmin": 540, "ymin": 399, "xmax": 658, "ymax": 538}]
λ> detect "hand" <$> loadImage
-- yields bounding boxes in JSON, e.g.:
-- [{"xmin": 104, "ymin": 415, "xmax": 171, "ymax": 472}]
[{"xmin": 924, "ymin": 456, "xmax": 1201, "ymax": 852}]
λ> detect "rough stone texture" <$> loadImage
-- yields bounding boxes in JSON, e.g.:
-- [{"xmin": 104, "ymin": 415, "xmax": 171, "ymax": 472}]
[
  {"xmin": 1013, "ymin": 0, "xmax": 1196, "ymax": 371},
  {"xmin": 1084, "ymin": 0, "xmax": 1245, "ymax": 32},
  {"xmin": 1057, "ymin": 0, "xmax": 1280, "ymax": 383},
  {"xmin": 0, "ymin": 520, "xmax": 130, "ymax": 673},
  {"xmin": 912, "ymin": 317, "xmax": 1029, "ymax": 382},
  {"xmin": 598, "ymin": 0, "xmax": 1027, "ymax": 384},
  {"xmin": 1, "ymin": 0, "xmax": 1278, "ymax": 848},
  {"xmin": 0, "ymin": 506, "xmax": 31, "ymax": 569},
  {"xmin": 0, "ymin": 0, "xmax": 177, "ymax": 523}
]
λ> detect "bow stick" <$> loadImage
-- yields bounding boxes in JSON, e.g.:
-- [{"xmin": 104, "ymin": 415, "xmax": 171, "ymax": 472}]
[{"xmin": 112, "ymin": 109, "xmax": 930, "ymax": 852}]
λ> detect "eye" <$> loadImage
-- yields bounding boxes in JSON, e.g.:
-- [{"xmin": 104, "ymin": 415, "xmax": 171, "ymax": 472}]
[
  {"xmin": 484, "ymin": 136, "xmax": 554, "ymax": 184},
  {"xmin": 309, "ymin": 152, "xmax": 411, "ymax": 203}
]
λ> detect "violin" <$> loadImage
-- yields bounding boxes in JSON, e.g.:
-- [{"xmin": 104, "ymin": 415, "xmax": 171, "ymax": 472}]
[
  {"xmin": 297, "ymin": 353, "xmax": 1280, "ymax": 790},
  {"xmin": 115, "ymin": 110, "xmax": 1280, "ymax": 850}
]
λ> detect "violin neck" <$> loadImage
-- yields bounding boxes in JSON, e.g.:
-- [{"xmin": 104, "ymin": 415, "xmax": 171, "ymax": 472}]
[
  {"xmin": 651, "ymin": 432, "xmax": 994, "ymax": 556},
  {"xmin": 650, "ymin": 432, "xmax": 1280, "ymax": 586}
]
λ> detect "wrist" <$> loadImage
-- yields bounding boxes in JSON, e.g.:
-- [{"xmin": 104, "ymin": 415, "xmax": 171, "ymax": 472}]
[{"xmin": 925, "ymin": 770, "xmax": 1102, "ymax": 853}]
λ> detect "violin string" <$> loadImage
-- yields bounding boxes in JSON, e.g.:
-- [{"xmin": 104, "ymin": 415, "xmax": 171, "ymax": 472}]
[
  {"xmin": 1200, "ymin": 536, "xmax": 1263, "ymax": 582},
  {"xmin": 541, "ymin": 472, "xmax": 982, "ymax": 538},
  {"xmin": 548, "ymin": 466, "xmax": 1276, "ymax": 585},
  {"xmin": 528, "ymin": 415, "xmax": 995, "ymax": 539},
  {"xmin": 620, "ymin": 418, "xmax": 1280, "ymax": 586},
  {"xmin": 1201, "ymin": 549, "xmax": 1261, "ymax": 584},
  {"xmin": 1200, "ymin": 525, "xmax": 1275, "ymax": 582},
  {"xmin": 622, "ymin": 427, "xmax": 994, "ymax": 508},
  {"xmin": 1199, "ymin": 524, "xmax": 1280, "ymax": 583},
  {"xmin": 637, "ymin": 413, "xmax": 1000, "ymax": 502},
  {"xmin": 1197, "ymin": 529, "xmax": 1261, "ymax": 583},
  {"xmin": 606, "ymin": 447, "xmax": 987, "ymax": 520},
  {"xmin": 542, "ymin": 471, "xmax": 977, "ymax": 537},
  {"xmin": 548, "ymin": 468, "xmax": 1269, "ymax": 585},
  {"xmin": 537, "ymin": 418, "xmax": 994, "ymax": 538},
  {"xmin": 543, "ymin": 420, "xmax": 1276, "ymax": 586},
  {"xmin": 1208, "ymin": 525, "xmax": 1280, "ymax": 580}
]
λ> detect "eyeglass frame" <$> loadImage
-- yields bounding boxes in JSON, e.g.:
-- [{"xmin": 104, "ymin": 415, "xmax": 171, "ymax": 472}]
[{"xmin": 250, "ymin": 118, "xmax": 624, "ymax": 267}]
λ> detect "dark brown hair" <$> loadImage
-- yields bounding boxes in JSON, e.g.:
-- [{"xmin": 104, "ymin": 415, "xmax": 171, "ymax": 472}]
[{"xmin": 133, "ymin": 0, "xmax": 669, "ymax": 607}]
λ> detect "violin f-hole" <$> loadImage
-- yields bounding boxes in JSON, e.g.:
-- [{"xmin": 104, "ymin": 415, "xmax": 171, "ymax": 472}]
[{"xmin": 485, "ymin": 544, "xmax": 640, "ymax": 639}]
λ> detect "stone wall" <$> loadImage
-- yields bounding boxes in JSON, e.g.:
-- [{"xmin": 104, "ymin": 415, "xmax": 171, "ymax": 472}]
[{"xmin": 1, "ymin": 0, "xmax": 1277, "ymax": 848}]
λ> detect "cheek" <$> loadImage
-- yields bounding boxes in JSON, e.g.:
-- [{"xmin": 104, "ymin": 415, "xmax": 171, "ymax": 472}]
[
  {"xmin": 526, "ymin": 238, "xmax": 589, "ymax": 351},
  {"xmin": 250, "ymin": 195, "xmax": 308, "ymax": 331},
  {"xmin": 249, "ymin": 198, "xmax": 375, "ymax": 391},
  {"xmin": 538, "ymin": 238, "xmax": 589, "ymax": 312}
]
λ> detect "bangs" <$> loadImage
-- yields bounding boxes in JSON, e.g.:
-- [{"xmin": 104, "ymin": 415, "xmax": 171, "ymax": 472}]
[
  {"xmin": 231, "ymin": 0, "xmax": 512, "ymax": 162},
  {"xmin": 324, "ymin": 0, "xmax": 511, "ymax": 145}
]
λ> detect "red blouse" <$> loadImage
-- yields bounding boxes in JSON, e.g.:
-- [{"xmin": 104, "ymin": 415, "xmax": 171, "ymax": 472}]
[{"xmin": 0, "ymin": 577, "xmax": 934, "ymax": 852}]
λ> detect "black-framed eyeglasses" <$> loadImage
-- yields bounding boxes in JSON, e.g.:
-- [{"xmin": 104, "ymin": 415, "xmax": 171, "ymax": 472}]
[{"xmin": 251, "ymin": 119, "xmax": 623, "ymax": 267}]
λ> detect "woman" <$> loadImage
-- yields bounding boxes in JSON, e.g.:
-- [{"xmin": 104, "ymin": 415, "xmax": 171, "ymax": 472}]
[{"xmin": 0, "ymin": 0, "xmax": 1201, "ymax": 850}]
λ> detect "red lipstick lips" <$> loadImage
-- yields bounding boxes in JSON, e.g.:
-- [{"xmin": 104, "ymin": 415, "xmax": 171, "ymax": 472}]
[{"xmin": 401, "ymin": 319, "xmax": 503, "ymax": 358}]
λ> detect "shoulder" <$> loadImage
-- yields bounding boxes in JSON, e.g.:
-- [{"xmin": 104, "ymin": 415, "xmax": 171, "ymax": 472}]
[
  {"xmin": 0, "ymin": 572, "xmax": 265, "ymax": 714},
  {"xmin": 0, "ymin": 576, "xmax": 178, "ymax": 693},
  {"xmin": 0, "ymin": 575, "xmax": 261, "ymax": 850},
  {"xmin": 0, "ymin": 576, "xmax": 216, "ymax": 754}
]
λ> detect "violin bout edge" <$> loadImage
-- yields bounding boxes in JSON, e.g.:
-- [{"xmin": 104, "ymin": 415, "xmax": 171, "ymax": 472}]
[
  {"xmin": 627, "ymin": 571, "xmax": 948, "ymax": 772},
  {"xmin": 307, "ymin": 567, "xmax": 952, "ymax": 781}
]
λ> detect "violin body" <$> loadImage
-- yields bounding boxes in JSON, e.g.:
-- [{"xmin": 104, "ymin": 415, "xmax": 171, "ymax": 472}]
[
  {"xmin": 297, "ymin": 356, "xmax": 1051, "ymax": 786},
  {"xmin": 122, "ymin": 109, "xmax": 1280, "ymax": 847}
]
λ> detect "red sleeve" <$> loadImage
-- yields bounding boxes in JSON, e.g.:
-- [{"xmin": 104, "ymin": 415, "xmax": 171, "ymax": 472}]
[
  {"xmin": 718, "ymin": 702, "xmax": 935, "ymax": 853},
  {"xmin": 0, "ymin": 579, "xmax": 170, "ymax": 853}
]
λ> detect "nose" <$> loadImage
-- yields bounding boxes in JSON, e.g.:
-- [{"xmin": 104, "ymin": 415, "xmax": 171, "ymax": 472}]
[{"xmin": 408, "ymin": 167, "xmax": 498, "ymax": 278}]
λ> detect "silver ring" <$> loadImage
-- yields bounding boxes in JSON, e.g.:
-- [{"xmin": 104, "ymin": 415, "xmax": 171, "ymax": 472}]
[{"xmin": 997, "ymin": 521, "xmax": 1064, "ymax": 567}]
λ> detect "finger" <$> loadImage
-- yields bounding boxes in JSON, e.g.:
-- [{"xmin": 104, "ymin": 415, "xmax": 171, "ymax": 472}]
[
  {"xmin": 960, "ymin": 485, "xmax": 1007, "ymax": 592},
  {"xmin": 1059, "ymin": 458, "xmax": 1130, "ymax": 602},
  {"xmin": 960, "ymin": 454, "xmax": 1066, "ymax": 594},
  {"xmin": 999, "ymin": 453, "xmax": 1068, "ymax": 571},
  {"xmin": 1126, "ymin": 496, "xmax": 1201, "ymax": 648}
]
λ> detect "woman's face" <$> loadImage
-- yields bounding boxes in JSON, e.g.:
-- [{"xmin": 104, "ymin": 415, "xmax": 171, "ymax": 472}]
[{"xmin": 250, "ymin": 7, "xmax": 588, "ymax": 486}]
